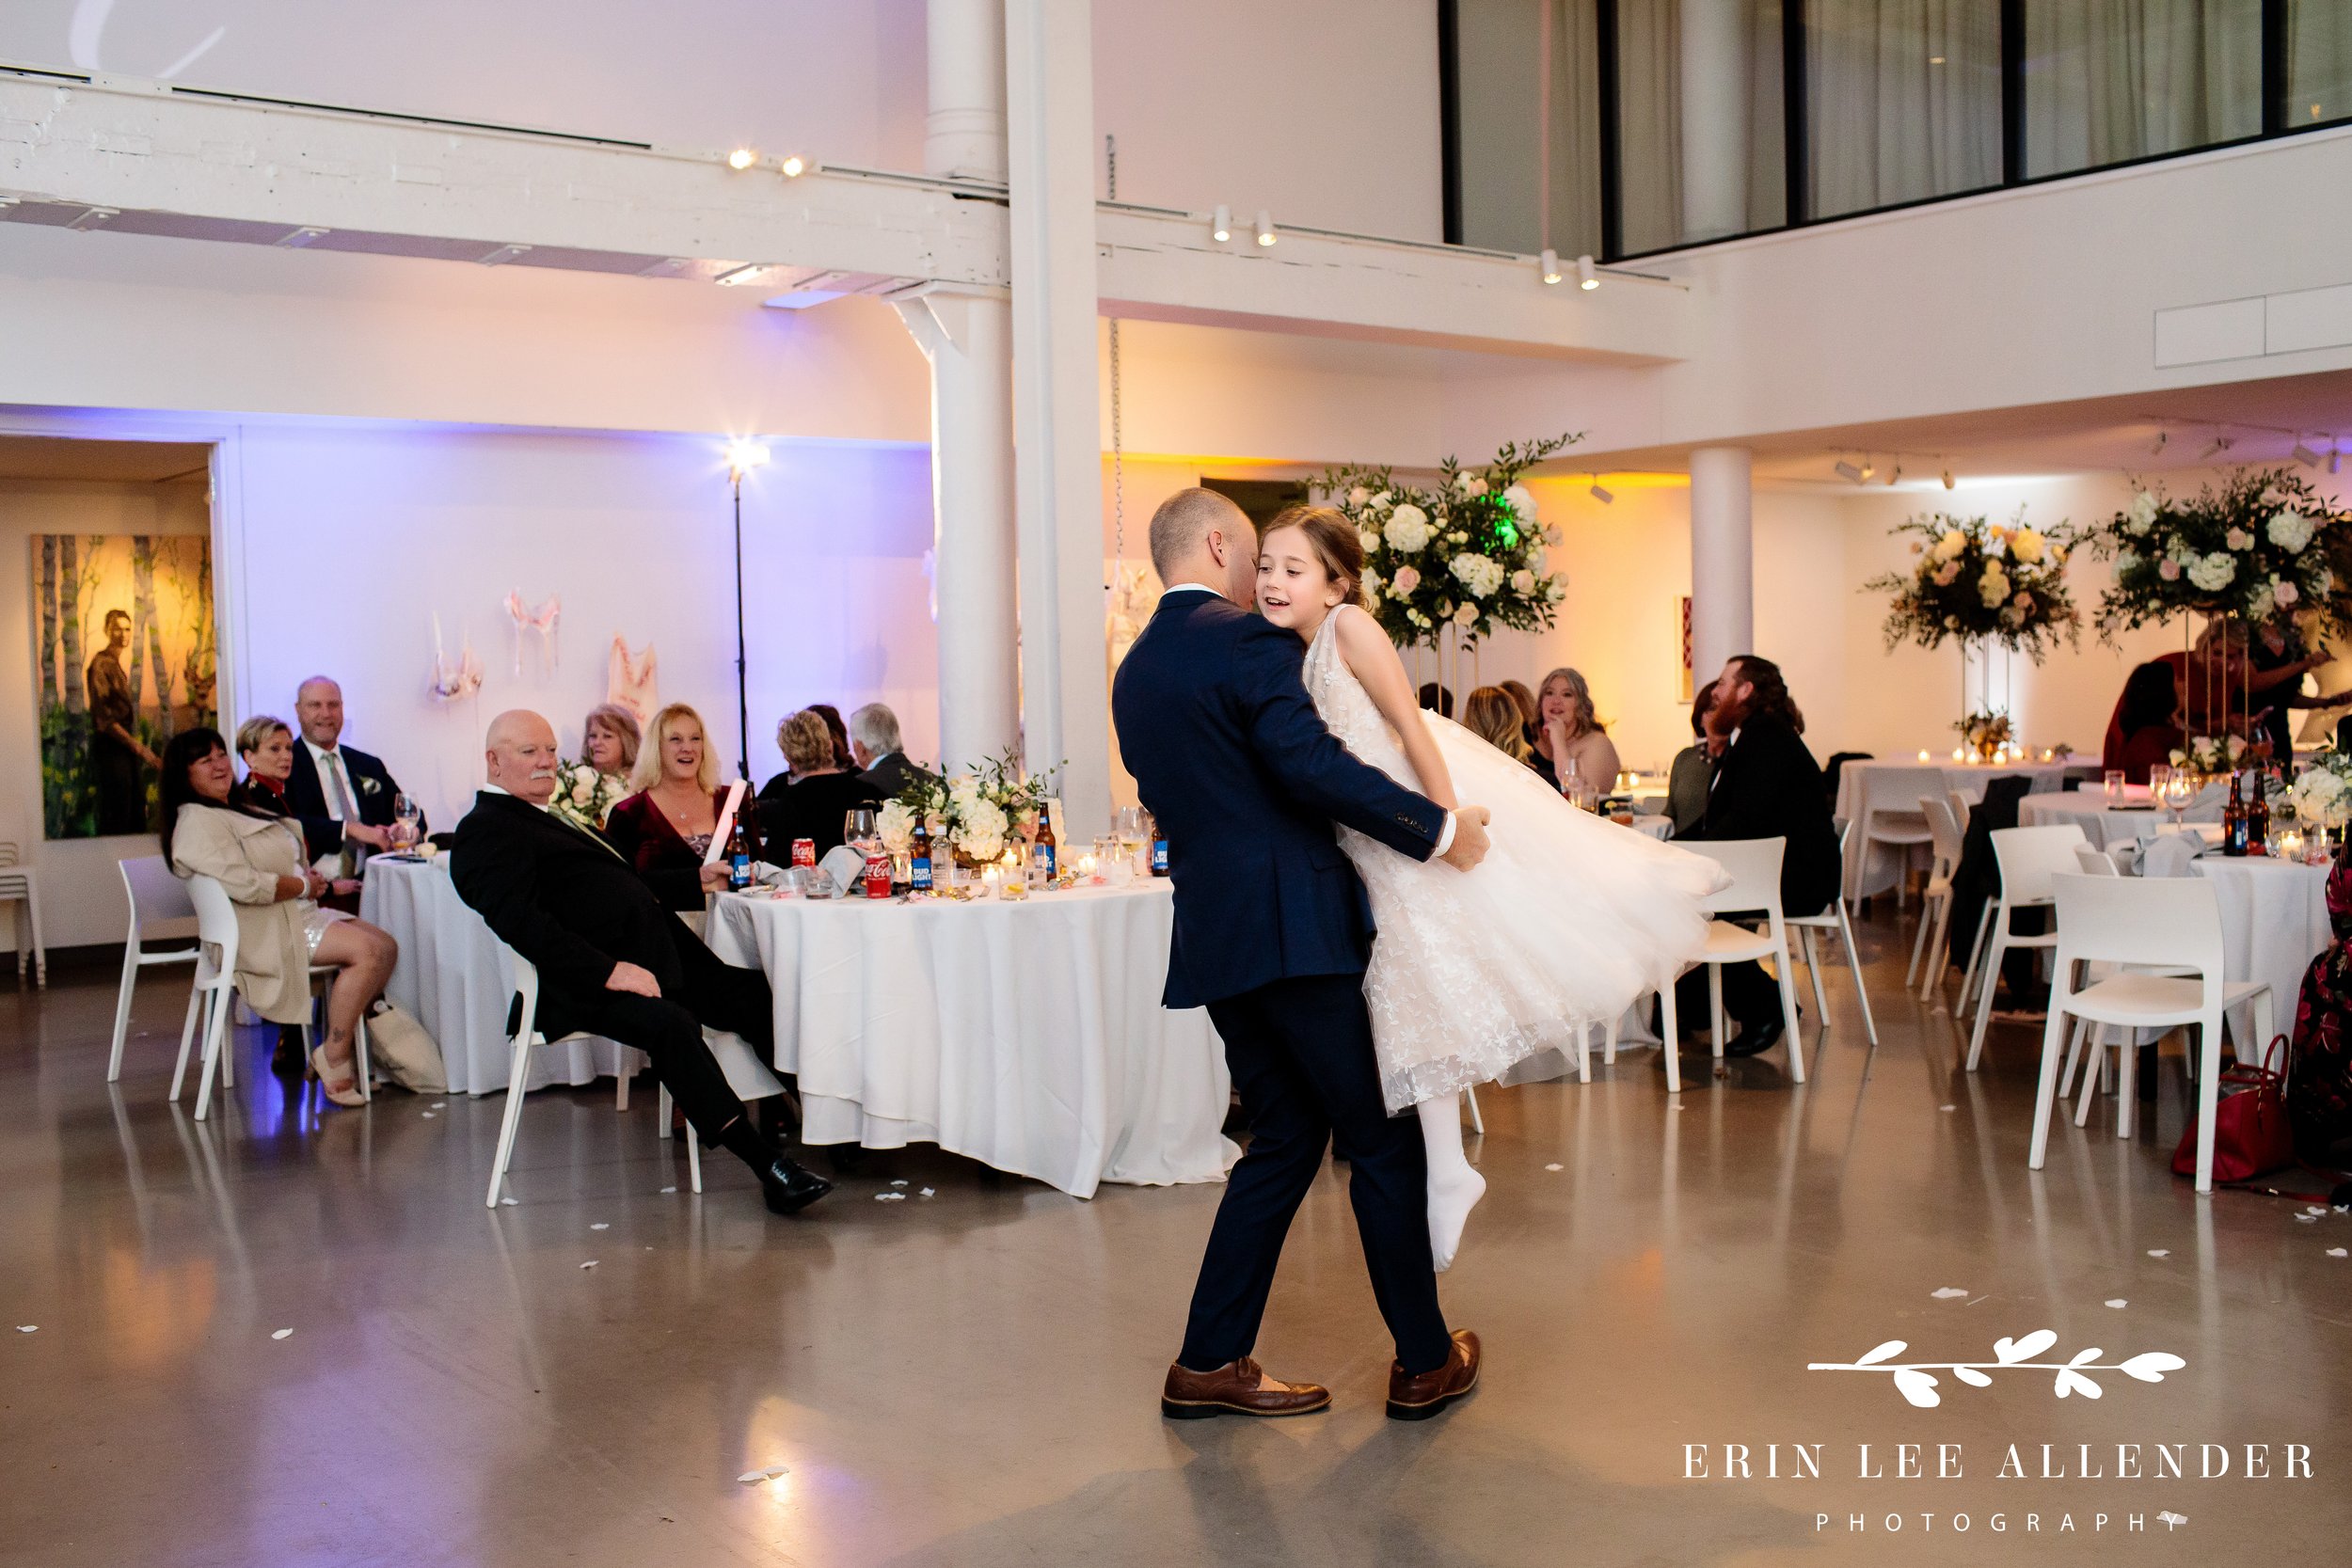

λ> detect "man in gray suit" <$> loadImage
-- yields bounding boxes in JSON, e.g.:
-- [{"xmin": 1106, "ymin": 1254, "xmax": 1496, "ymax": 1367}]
[{"xmin": 850, "ymin": 703, "xmax": 936, "ymax": 800}]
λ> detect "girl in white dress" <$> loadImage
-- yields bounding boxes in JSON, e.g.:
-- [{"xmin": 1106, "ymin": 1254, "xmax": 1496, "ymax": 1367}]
[{"xmin": 1255, "ymin": 507, "xmax": 1726, "ymax": 1269}]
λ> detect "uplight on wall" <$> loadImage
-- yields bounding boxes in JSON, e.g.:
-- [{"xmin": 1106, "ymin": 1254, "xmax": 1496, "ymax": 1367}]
[
  {"xmin": 1253, "ymin": 211, "xmax": 1277, "ymax": 247},
  {"xmin": 726, "ymin": 146, "xmax": 759, "ymax": 171},
  {"xmin": 1211, "ymin": 204, "xmax": 1232, "ymax": 243},
  {"xmin": 1576, "ymin": 254, "xmax": 1597, "ymax": 290},
  {"xmin": 1539, "ymin": 248, "xmax": 1563, "ymax": 285}
]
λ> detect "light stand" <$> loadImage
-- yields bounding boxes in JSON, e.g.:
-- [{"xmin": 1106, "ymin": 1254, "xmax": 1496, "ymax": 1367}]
[{"xmin": 723, "ymin": 439, "xmax": 770, "ymax": 783}]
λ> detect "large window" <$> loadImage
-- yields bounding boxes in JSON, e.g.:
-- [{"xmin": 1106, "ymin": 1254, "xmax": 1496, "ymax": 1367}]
[{"xmin": 1446, "ymin": 0, "xmax": 2352, "ymax": 261}]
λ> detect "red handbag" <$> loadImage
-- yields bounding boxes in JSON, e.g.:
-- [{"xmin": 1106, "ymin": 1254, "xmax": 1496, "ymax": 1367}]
[{"xmin": 2172, "ymin": 1036, "xmax": 2296, "ymax": 1184}]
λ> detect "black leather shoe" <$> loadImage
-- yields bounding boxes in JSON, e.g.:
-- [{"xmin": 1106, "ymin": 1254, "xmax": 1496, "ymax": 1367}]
[
  {"xmin": 761, "ymin": 1157, "xmax": 834, "ymax": 1215},
  {"xmin": 1722, "ymin": 1016, "xmax": 1784, "ymax": 1058}
]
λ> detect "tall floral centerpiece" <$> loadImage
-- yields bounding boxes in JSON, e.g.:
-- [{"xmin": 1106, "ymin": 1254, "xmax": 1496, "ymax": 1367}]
[
  {"xmin": 880, "ymin": 749, "xmax": 1054, "ymax": 871},
  {"xmin": 1316, "ymin": 435, "xmax": 1576, "ymax": 699},
  {"xmin": 1865, "ymin": 511, "xmax": 2081, "ymax": 750},
  {"xmin": 2084, "ymin": 466, "xmax": 2352, "ymax": 757}
]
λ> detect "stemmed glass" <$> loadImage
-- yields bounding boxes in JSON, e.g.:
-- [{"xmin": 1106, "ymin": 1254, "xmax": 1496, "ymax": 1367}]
[
  {"xmin": 844, "ymin": 807, "xmax": 879, "ymax": 854},
  {"xmin": 2160, "ymin": 770, "xmax": 2196, "ymax": 828},
  {"xmin": 390, "ymin": 794, "xmax": 422, "ymax": 857},
  {"xmin": 1115, "ymin": 805, "xmax": 1146, "ymax": 868}
]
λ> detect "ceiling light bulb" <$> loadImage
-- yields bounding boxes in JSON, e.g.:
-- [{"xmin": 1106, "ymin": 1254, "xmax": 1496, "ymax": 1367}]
[
  {"xmin": 1941, "ymin": 468, "xmax": 1956, "ymax": 489},
  {"xmin": 1835, "ymin": 460, "xmax": 1864, "ymax": 483},
  {"xmin": 1590, "ymin": 480, "xmax": 1614, "ymax": 505},
  {"xmin": 2293, "ymin": 439, "xmax": 2322, "ymax": 468},
  {"xmin": 1211, "ymin": 204, "xmax": 1232, "ymax": 243},
  {"xmin": 1576, "ymin": 254, "xmax": 1598, "ymax": 290},
  {"xmin": 779, "ymin": 154, "xmax": 806, "ymax": 178},
  {"xmin": 726, "ymin": 147, "xmax": 759, "ymax": 171},
  {"xmin": 1253, "ymin": 211, "xmax": 1276, "ymax": 247},
  {"xmin": 1539, "ymin": 248, "xmax": 1563, "ymax": 286},
  {"xmin": 1859, "ymin": 459, "xmax": 1876, "ymax": 480},
  {"xmin": 724, "ymin": 438, "xmax": 770, "ymax": 475}
]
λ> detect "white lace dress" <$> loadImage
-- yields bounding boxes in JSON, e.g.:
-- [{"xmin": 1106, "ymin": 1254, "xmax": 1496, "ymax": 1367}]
[{"xmin": 1303, "ymin": 605, "xmax": 1727, "ymax": 1111}]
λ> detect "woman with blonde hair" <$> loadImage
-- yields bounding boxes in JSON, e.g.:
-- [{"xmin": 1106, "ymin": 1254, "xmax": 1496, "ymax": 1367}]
[
  {"xmin": 603, "ymin": 703, "xmax": 738, "ymax": 911},
  {"xmin": 756, "ymin": 708, "xmax": 882, "ymax": 860},
  {"xmin": 1462, "ymin": 686, "xmax": 1534, "ymax": 766},
  {"xmin": 1533, "ymin": 666, "xmax": 1621, "ymax": 798}
]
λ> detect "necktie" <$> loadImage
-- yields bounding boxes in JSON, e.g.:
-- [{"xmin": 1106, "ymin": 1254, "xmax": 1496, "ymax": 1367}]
[{"xmin": 326, "ymin": 752, "xmax": 361, "ymax": 876}]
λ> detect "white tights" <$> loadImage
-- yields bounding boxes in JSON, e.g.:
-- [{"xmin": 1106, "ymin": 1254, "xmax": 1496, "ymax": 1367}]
[{"xmin": 1415, "ymin": 1093, "xmax": 1486, "ymax": 1273}]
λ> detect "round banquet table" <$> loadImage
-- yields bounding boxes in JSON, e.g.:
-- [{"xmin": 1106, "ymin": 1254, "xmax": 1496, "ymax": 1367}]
[
  {"xmin": 705, "ymin": 879, "xmax": 1238, "ymax": 1198},
  {"xmin": 1836, "ymin": 759, "xmax": 2072, "ymax": 900},
  {"xmin": 2015, "ymin": 792, "xmax": 2169, "ymax": 850},
  {"xmin": 359, "ymin": 854, "xmax": 633, "ymax": 1096},
  {"xmin": 2189, "ymin": 857, "xmax": 2331, "ymax": 1052}
]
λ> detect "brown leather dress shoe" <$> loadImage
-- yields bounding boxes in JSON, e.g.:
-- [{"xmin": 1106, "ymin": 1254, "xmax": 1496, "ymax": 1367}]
[
  {"xmin": 1386, "ymin": 1329, "xmax": 1480, "ymax": 1420},
  {"xmin": 1161, "ymin": 1356, "xmax": 1332, "ymax": 1419}
]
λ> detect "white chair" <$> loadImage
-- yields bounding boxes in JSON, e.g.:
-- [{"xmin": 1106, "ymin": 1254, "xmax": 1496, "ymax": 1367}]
[
  {"xmin": 1962, "ymin": 825, "xmax": 2090, "ymax": 1070},
  {"xmin": 108, "ymin": 857, "xmax": 203, "ymax": 1082},
  {"xmin": 1847, "ymin": 764, "xmax": 1938, "ymax": 908},
  {"xmin": 485, "ymin": 953, "xmax": 702, "ymax": 1208},
  {"xmin": 180, "ymin": 875, "xmax": 243, "ymax": 1120},
  {"xmin": 2029, "ymin": 874, "xmax": 2275, "ymax": 1194},
  {"xmin": 1677, "ymin": 838, "xmax": 1804, "ymax": 1084},
  {"xmin": 0, "ymin": 836, "xmax": 45, "ymax": 987},
  {"xmin": 1907, "ymin": 796, "xmax": 1967, "ymax": 998},
  {"xmin": 1788, "ymin": 821, "xmax": 1879, "ymax": 1047},
  {"xmin": 1947, "ymin": 788, "xmax": 1973, "ymax": 832}
]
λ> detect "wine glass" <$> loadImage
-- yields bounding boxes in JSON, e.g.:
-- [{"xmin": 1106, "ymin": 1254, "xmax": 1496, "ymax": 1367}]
[
  {"xmin": 844, "ymin": 807, "xmax": 879, "ymax": 857},
  {"xmin": 2161, "ymin": 770, "xmax": 2195, "ymax": 827},
  {"xmin": 390, "ymin": 794, "xmax": 422, "ymax": 855},
  {"xmin": 1115, "ymin": 804, "xmax": 1146, "ymax": 868}
]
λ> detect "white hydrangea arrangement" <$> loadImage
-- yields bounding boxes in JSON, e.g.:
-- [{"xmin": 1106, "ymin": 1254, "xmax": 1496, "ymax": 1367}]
[
  {"xmin": 1865, "ymin": 511, "xmax": 2080, "ymax": 657},
  {"xmin": 1318, "ymin": 435, "xmax": 1577, "ymax": 648},
  {"xmin": 2288, "ymin": 752, "xmax": 2352, "ymax": 832},
  {"xmin": 2089, "ymin": 466, "xmax": 2348, "ymax": 646},
  {"xmin": 885, "ymin": 748, "xmax": 1053, "ymax": 867},
  {"xmin": 548, "ymin": 758, "xmax": 626, "ymax": 833}
]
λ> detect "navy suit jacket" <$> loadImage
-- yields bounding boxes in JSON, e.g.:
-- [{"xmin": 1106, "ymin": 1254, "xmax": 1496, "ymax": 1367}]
[
  {"xmin": 1112, "ymin": 590, "xmax": 1446, "ymax": 1008},
  {"xmin": 285, "ymin": 740, "xmax": 415, "ymax": 856}
]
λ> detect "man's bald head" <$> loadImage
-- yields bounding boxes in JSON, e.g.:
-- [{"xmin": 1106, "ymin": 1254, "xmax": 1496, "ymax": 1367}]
[
  {"xmin": 294, "ymin": 675, "xmax": 344, "ymax": 748},
  {"xmin": 485, "ymin": 709, "xmax": 561, "ymax": 805},
  {"xmin": 1149, "ymin": 487, "xmax": 1258, "ymax": 606}
]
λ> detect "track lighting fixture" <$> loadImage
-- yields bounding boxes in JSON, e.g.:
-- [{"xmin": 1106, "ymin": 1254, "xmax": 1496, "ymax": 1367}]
[
  {"xmin": 2293, "ymin": 438, "xmax": 2322, "ymax": 468},
  {"xmin": 1540, "ymin": 248, "xmax": 1563, "ymax": 285},
  {"xmin": 1941, "ymin": 468, "xmax": 1956, "ymax": 489},
  {"xmin": 2199, "ymin": 436, "xmax": 2233, "ymax": 460},
  {"xmin": 1859, "ymin": 458, "xmax": 1876, "ymax": 481},
  {"xmin": 1590, "ymin": 478, "xmax": 1614, "ymax": 505},
  {"xmin": 1210, "ymin": 205, "xmax": 1232, "ymax": 243},
  {"xmin": 2333, "ymin": 444, "xmax": 2343, "ymax": 476},
  {"xmin": 726, "ymin": 147, "xmax": 759, "ymax": 171},
  {"xmin": 1835, "ymin": 459, "xmax": 1864, "ymax": 483},
  {"xmin": 1887, "ymin": 464, "xmax": 1902, "ymax": 485},
  {"xmin": 1576, "ymin": 254, "xmax": 1597, "ymax": 290},
  {"xmin": 779, "ymin": 154, "xmax": 806, "ymax": 178},
  {"xmin": 2149, "ymin": 431, "xmax": 2169, "ymax": 455},
  {"xmin": 1253, "ymin": 211, "xmax": 1276, "ymax": 247}
]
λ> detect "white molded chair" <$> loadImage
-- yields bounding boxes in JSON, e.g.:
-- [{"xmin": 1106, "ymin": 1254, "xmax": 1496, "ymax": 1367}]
[
  {"xmin": 1848, "ymin": 764, "xmax": 1938, "ymax": 908},
  {"xmin": 1788, "ymin": 821, "xmax": 1880, "ymax": 1047},
  {"xmin": 1907, "ymin": 796, "xmax": 1967, "ymax": 998},
  {"xmin": 108, "ymin": 856, "xmax": 202, "ymax": 1082},
  {"xmin": 485, "ymin": 953, "xmax": 702, "ymax": 1208},
  {"xmin": 0, "ymin": 835, "xmax": 45, "ymax": 987},
  {"xmin": 180, "ymin": 875, "xmax": 243, "ymax": 1120},
  {"xmin": 2030, "ymin": 874, "xmax": 2276, "ymax": 1195},
  {"xmin": 1677, "ymin": 837, "xmax": 1804, "ymax": 1084},
  {"xmin": 1962, "ymin": 825, "xmax": 2090, "ymax": 1070}
]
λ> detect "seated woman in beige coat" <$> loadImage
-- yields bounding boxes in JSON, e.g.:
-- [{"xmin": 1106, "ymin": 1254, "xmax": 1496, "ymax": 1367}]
[{"xmin": 160, "ymin": 727, "xmax": 399, "ymax": 1106}]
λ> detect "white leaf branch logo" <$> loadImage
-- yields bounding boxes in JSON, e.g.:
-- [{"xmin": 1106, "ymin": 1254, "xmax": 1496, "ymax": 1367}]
[{"xmin": 1808, "ymin": 1331, "xmax": 2186, "ymax": 1409}]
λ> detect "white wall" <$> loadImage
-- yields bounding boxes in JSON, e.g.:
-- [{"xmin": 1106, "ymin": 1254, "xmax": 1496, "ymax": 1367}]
[{"xmin": 0, "ymin": 474, "xmax": 210, "ymax": 952}]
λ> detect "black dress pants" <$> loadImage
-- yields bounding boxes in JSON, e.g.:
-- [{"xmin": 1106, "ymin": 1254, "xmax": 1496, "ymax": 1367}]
[
  {"xmin": 1183, "ymin": 972, "xmax": 1453, "ymax": 1377},
  {"xmin": 561, "ymin": 939, "xmax": 776, "ymax": 1146}
]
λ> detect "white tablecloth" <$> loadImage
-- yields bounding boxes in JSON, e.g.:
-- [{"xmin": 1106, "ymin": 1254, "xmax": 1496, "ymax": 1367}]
[
  {"xmin": 2016, "ymin": 792, "xmax": 2165, "ymax": 850},
  {"xmin": 706, "ymin": 880, "xmax": 1237, "ymax": 1198},
  {"xmin": 1836, "ymin": 760, "xmax": 2071, "ymax": 900},
  {"xmin": 360, "ymin": 855, "xmax": 633, "ymax": 1096},
  {"xmin": 2191, "ymin": 858, "xmax": 2329, "ymax": 1050}
]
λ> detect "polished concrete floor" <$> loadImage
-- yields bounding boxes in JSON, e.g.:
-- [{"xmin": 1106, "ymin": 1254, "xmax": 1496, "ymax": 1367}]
[{"xmin": 4, "ymin": 913, "xmax": 2350, "ymax": 1568}]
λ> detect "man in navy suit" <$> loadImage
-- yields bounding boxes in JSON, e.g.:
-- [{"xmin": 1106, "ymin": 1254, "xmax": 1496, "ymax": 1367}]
[
  {"xmin": 1115, "ymin": 487, "xmax": 1493, "ymax": 1423},
  {"xmin": 284, "ymin": 675, "xmax": 412, "ymax": 878}
]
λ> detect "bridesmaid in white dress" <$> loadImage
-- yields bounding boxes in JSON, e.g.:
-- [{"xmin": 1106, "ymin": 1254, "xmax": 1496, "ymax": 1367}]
[{"xmin": 1255, "ymin": 507, "xmax": 1726, "ymax": 1269}]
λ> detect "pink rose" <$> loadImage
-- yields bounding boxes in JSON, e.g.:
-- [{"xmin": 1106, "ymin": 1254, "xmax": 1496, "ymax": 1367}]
[
  {"xmin": 2158, "ymin": 559, "xmax": 2181, "ymax": 580},
  {"xmin": 1931, "ymin": 562, "xmax": 1961, "ymax": 586},
  {"xmin": 1391, "ymin": 566, "xmax": 1422, "ymax": 595},
  {"xmin": 2012, "ymin": 590, "xmax": 2033, "ymax": 610},
  {"xmin": 2277, "ymin": 580, "xmax": 2300, "ymax": 606}
]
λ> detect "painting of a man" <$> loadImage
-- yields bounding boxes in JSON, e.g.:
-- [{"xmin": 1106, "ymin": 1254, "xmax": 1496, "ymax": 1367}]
[{"xmin": 87, "ymin": 608, "xmax": 163, "ymax": 834}]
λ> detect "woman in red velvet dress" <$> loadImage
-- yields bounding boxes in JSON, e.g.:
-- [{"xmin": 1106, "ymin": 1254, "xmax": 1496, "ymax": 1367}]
[{"xmin": 603, "ymin": 703, "xmax": 743, "ymax": 912}]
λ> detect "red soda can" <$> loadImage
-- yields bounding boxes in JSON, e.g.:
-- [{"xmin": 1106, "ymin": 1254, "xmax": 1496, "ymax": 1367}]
[
  {"xmin": 791, "ymin": 838, "xmax": 817, "ymax": 868},
  {"xmin": 863, "ymin": 853, "xmax": 892, "ymax": 899}
]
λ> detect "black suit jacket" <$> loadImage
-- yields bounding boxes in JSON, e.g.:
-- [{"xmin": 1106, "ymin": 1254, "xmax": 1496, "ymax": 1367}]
[
  {"xmin": 857, "ymin": 752, "xmax": 935, "ymax": 800},
  {"xmin": 286, "ymin": 741, "xmax": 414, "ymax": 856},
  {"xmin": 450, "ymin": 790, "xmax": 691, "ymax": 1039},
  {"xmin": 1680, "ymin": 713, "xmax": 1840, "ymax": 917},
  {"xmin": 1111, "ymin": 591, "xmax": 1446, "ymax": 1008}
]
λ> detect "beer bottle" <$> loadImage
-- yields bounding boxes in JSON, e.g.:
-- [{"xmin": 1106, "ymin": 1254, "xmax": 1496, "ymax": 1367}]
[
  {"xmin": 726, "ymin": 814, "xmax": 753, "ymax": 891},
  {"xmin": 1150, "ymin": 813, "xmax": 1169, "ymax": 877},
  {"xmin": 2222, "ymin": 772, "xmax": 2247, "ymax": 857},
  {"xmin": 2248, "ymin": 770, "xmax": 2270, "ymax": 856},
  {"xmin": 910, "ymin": 814, "xmax": 934, "ymax": 893},
  {"xmin": 1033, "ymin": 802, "xmax": 1057, "ymax": 881}
]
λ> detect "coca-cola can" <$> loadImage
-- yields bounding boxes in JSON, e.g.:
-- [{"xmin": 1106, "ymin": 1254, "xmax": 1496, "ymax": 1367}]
[
  {"xmin": 791, "ymin": 838, "xmax": 817, "ymax": 868},
  {"xmin": 863, "ymin": 853, "xmax": 892, "ymax": 899}
]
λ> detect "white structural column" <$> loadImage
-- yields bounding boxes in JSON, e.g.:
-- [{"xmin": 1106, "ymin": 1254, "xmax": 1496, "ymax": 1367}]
[
  {"xmin": 1678, "ymin": 0, "xmax": 1750, "ymax": 244},
  {"xmin": 1688, "ymin": 446, "xmax": 1755, "ymax": 684},
  {"xmin": 1004, "ymin": 0, "xmax": 1110, "ymax": 836},
  {"xmin": 892, "ymin": 0, "xmax": 1020, "ymax": 773}
]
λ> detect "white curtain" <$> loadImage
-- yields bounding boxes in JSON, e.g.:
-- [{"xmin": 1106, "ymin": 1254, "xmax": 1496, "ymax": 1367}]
[
  {"xmin": 2024, "ymin": 0, "xmax": 2262, "ymax": 177},
  {"xmin": 1808, "ymin": 0, "xmax": 2003, "ymax": 218},
  {"xmin": 2290, "ymin": 0, "xmax": 2352, "ymax": 127},
  {"xmin": 1615, "ymin": 0, "xmax": 1787, "ymax": 252}
]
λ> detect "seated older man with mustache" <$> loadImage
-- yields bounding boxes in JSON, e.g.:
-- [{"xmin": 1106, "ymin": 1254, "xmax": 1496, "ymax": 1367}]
[{"xmin": 451, "ymin": 709, "xmax": 831, "ymax": 1215}]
